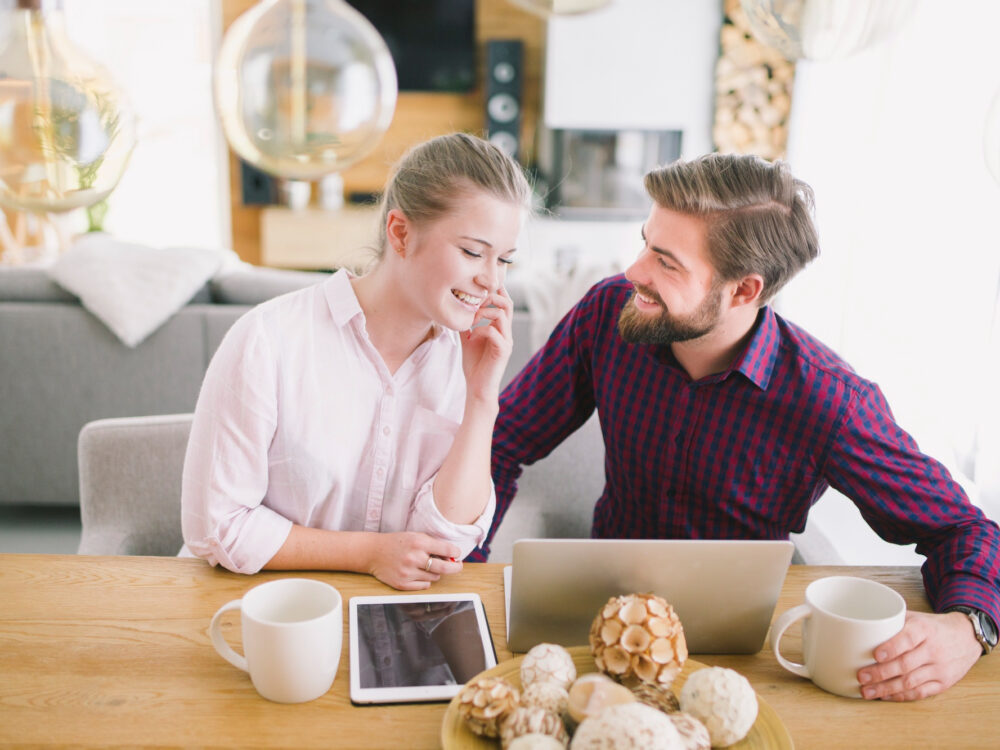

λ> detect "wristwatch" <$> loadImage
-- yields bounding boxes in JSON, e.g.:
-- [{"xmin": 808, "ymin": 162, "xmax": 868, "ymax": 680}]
[{"xmin": 946, "ymin": 606, "xmax": 998, "ymax": 655}]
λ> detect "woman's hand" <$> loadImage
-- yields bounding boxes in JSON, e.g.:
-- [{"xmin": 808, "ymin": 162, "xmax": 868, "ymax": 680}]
[
  {"xmin": 367, "ymin": 531, "xmax": 463, "ymax": 590},
  {"xmin": 461, "ymin": 286, "xmax": 514, "ymax": 404}
]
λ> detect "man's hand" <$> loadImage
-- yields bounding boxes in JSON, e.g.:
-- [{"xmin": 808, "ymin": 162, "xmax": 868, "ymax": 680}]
[{"xmin": 856, "ymin": 610, "xmax": 982, "ymax": 700}]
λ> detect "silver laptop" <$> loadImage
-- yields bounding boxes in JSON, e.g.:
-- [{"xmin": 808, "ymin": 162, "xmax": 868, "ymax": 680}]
[{"xmin": 505, "ymin": 538, "xmax": 794, "ymax": 654}]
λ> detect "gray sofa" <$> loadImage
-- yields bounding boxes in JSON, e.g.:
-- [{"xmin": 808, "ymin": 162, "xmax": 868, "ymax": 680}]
[{"xmin": 0, "ymin": 266, "xmax": 327, "ymax": 508}]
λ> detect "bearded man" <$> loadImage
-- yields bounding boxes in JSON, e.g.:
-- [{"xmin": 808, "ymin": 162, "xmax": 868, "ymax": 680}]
[{"xmin": 469, "ymin": 153, "xmax": 999, "ymax": 701}]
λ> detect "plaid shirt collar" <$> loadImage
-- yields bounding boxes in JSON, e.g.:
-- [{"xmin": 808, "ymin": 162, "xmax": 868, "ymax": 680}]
[
  {"xmin": 731, "ymin": 306, "xmax": 780, "ymax": 390},
  {"xmin": 660, "ymin": 306, "xmax": 779, "ymax": 391}
]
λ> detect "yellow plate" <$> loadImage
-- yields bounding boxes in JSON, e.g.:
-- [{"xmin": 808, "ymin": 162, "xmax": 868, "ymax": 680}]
[{"xmin": 441, "ymin": 646, "xmax": 792, "ymax": 749}]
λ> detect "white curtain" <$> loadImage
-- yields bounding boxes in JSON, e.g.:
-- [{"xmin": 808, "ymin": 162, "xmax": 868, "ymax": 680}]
[{"xmin": 778, "ymin": 0, "xmax": 1000, "ymax": 558}]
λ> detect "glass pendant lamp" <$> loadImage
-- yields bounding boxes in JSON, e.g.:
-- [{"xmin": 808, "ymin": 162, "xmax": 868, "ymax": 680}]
[
  {"xmin": 0, "ymin": 0, "xmax": 137, "ymax": 215},
  {"xmin": 740, "ymin": 0, "xmax": 915, "ymax": 61},
  {"xmin": 214, "ymin": 0, "xmax": 397, "ymax": 180},
  {"xmin": 507, "ymin": 0, "xmax": 613, "ymax": 17}
]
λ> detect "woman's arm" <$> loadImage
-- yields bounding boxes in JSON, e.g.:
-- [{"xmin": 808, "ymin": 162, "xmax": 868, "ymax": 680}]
[
  {"xmin": 264, "ymin": 526, "xmax": 462, "ymax": 590},
  {"xmin": 430, "ymin": 288, "xmax": 513, "ymax": 524}
]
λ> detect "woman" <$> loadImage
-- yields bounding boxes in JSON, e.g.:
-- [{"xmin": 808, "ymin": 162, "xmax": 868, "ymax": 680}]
[{"xmin": 181, "ymin": 133, "xmax": 531, "ymax": 589}]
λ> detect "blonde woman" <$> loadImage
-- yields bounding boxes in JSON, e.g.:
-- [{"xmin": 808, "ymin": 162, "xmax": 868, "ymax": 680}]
[{"xmin": 181, "ymin": 133, "xmax": 531, "ymax": 589}]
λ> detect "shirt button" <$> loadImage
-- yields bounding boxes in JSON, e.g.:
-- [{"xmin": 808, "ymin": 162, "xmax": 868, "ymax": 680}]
[
  {"xmin": 382, "ymin": 426, "xmax": 391, "ymax": 436},
  {"xmin": 376, "ymin": 467, "xmax": 384, "ymax": 478}
]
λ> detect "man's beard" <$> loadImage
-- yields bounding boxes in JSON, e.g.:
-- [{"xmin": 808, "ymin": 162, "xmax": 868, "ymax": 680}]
[{"xmin": 617, "ymin": 283, "xmax": 724, "ymax": 345}]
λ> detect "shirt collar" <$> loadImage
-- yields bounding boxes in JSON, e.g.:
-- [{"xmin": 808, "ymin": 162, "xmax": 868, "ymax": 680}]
[
  {"xmin": 323, "ymin": 269, "xmax": 363, "ymax": 328},
  {"xmin": 728, "ymin": 306, "xmax": 780, "ymax": 390}
]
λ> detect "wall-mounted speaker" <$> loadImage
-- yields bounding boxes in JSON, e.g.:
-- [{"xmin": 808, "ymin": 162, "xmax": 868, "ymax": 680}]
[
  {"xmin": 484, "ymin": 39, "xmax": 524, "ymax": 161},
  {"xmin": 239, "ymin": 159, "xmax": 278, "ymax": 205}
]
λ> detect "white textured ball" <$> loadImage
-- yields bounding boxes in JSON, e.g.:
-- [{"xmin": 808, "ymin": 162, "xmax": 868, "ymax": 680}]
[
  {"xmin": 570, "ymin": 702, "xmax": 684, "ymax": 749},
  {"xmin": 508, "ymin": 734, "xmax": 568, "ymax": 750},
  {"xmin": 679, "ymin": 667, "xmax": 758, "ymax": 747},
  {"xmin": 521, "ymin": 681, "xmax": 570, "ymax": 717},
  {"xmin": 668, "ymin": 712, "xmax": 711, "ymax": 750},
  {"xmin": 521, "ymin": 643, "xmax": 577, "ymax": 690}
]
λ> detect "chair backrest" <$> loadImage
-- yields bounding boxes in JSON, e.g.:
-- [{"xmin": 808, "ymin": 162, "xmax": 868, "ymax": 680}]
[{"xmin": 77, "ymin": 414, "xmax": 193, "ymax": 556}]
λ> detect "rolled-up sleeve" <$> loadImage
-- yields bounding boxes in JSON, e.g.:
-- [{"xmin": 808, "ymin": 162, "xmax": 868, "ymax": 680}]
[
  {"xmin": 181, "ymin": 312, "xmax": 292, "ymax": 574},
  {"xmin": 407, "ymin": 478, "xmax": 496, "ymax": 560}
]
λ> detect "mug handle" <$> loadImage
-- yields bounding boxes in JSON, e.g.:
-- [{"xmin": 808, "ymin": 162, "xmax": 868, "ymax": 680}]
[
  {"xmin": 769, "ymin": 603, "xmax": 811, "ymax": 679},
  {"xmin": 209, "ymin": 599, "xmax": 248, "ymax": 672}
]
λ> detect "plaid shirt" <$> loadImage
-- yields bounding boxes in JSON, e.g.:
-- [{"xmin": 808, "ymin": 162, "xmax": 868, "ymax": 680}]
[{"xmin": 472, "ymin": 275, "xmax": 1000, "ymax": 624}]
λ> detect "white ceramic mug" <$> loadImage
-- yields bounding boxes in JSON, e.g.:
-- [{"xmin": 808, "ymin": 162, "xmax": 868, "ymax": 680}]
[
  {"xmin": 210, "ymin": 578, "xmax": 342, "ymax": 703},
  {"xmin": 770, "ymin": 575, "xmax": 905, "ymax": 698}
]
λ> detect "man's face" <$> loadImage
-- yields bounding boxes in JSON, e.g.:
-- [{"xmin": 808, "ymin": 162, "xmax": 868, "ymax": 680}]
[{"xmin": 618, "ymin": 204, "xmax": 725, "ymax": 345}]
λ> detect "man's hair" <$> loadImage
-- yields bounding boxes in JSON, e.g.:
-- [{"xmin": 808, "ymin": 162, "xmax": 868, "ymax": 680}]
[
  {"xmin": 375, "ymin": 132, "xmax": 532, "ymax": 259},
  {"xmin": 643, "ymin": 153, "xmax": 819, "ymax": 303}
]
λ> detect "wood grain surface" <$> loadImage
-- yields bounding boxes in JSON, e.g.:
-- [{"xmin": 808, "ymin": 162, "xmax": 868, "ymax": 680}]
[{"xmin": 1, "ymin": 555, "xmax": 996, "ymax": 748}]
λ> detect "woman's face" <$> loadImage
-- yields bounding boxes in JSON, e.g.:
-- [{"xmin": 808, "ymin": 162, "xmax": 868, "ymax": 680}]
[{"xmin": 397, "ymin": 190, "xmax": 523, "ymax": 331}]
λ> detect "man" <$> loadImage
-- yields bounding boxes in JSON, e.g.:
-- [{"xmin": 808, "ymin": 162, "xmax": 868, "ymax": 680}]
[{"xmin": 470, "ymin": 153, "xmax": 999, "ymax": 701}]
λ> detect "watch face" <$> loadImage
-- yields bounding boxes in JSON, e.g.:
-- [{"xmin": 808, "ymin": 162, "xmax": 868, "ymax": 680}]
[{"xmin": 981, "ymin": 611, "xmax": 999, "ymax": 647}]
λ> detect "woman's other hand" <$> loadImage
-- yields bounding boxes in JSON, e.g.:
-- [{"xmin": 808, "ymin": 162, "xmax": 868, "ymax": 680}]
[
  {"xmin": 461, "ymin": 286, "xmax": 514, "ymax": 404},
  {"xmin": 367, "ymin": 531, "xmax": 463, "ymax": 590}
]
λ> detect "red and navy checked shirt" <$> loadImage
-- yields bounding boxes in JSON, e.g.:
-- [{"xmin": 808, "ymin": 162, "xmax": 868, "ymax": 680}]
[{"xmin": 471, "ymin": 274, "xmax": 1000, "ymax": 624}]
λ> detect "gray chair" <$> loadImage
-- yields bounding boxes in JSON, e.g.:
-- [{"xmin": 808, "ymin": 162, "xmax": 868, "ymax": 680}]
[{"xmin": 77, "ymin": 414, "xmax": 192, "ymax": 556}]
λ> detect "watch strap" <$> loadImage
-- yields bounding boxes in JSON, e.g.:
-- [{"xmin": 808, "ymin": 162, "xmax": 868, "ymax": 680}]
[{"xmin": 945, "ymin": 606, "xmax": 997, "ymax": 655}]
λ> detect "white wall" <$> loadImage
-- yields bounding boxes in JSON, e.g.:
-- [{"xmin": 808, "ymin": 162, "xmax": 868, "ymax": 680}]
[
  {"xmin": 544, "ymin": 0, "xmax": 722, "ymax": 158},
  {"xmin": 62, "ymin": 0, "xmax": 230, "ymax": 250}
]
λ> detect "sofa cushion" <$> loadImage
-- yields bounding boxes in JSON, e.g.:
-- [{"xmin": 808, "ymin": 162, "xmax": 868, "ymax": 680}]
[
  {"xmin": 210, "ymin": 267, "xmax": 328, "ymax": 305},
  {"xmin": 47, "ymin": 235, "xmax": 227, "ymax": 347},
  {"xmin": 0, "ymin": 268, "xmax": 78, "ymax": 303}
]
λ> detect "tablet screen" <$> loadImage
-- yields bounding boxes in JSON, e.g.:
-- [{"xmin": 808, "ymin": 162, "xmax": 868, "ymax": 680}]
[{"xmin": 349, "ymin": 593, "xmax": 496, "ymax": 703}]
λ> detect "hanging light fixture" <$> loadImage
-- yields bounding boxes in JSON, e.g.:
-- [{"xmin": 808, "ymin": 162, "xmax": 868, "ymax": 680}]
[
  {"xmin": 507, "ymin": 0, "xmax": 613, "ymax": 18},
  {"xmin": 740, "ymin": 0, "xmax": 915, "ymax": 61},
  {"xmin": 214, "ymin": 0, "xmax": 397, "ymax": 181},
  {"xmin": 0, "ymin": 0, "xmax": 136, "ymax": 215}
]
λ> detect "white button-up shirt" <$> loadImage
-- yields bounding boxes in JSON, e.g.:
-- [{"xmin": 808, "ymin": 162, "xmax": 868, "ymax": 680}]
[{"xmin": 181, "ymin": 271, "xmax": 494, "ymax": 574}]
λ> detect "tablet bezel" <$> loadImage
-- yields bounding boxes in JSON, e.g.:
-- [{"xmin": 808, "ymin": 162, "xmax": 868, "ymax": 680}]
[{"xmin": 348, "ymin": 592, "xmax": 497, "ymax": 704}]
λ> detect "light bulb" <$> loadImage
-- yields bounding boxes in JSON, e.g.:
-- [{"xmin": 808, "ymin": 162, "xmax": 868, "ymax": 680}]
[
  {"xmin": 0, "ymin": 0, "xmax": 136, "ymax": 214},
  {"xmin": 740, "ymin": 0, "xmax": 915, "ymax": 61},
  {"xmin": 214, "ymin": 0, "xmax": 397, "ymax": 180},
  {"xmin": 986, "ymin": 84, "xmax": 1000, "ymax": 187},
  {"xmin": 507, "ymin": 0, "xmax": 613, "ymax": 18}
]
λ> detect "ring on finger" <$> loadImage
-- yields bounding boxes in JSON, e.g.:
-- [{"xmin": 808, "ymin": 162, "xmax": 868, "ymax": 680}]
[{"xmin": 425, "ymin": 556, "xmax": 434, "ymax": 572}]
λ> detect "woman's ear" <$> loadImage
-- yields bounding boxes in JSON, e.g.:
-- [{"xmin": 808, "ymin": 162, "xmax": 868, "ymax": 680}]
[{"xmin": 385, "ymin": 209, "xmax": 410, "ymax": 257}]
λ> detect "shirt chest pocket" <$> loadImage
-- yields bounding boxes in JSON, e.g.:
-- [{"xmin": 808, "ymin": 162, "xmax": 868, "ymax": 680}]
[{"xmin": 400, "ymin": 406, "xmax": 461, "ymax": 491}]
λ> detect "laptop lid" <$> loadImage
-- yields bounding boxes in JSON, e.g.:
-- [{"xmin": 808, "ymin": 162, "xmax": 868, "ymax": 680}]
[{"xmin": 506, "ymin": 538, "xmax": 794, "ymax": 654}]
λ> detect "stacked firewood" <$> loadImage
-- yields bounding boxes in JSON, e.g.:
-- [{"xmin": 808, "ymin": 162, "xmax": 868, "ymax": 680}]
[{"xmin": 713, "ymin": 0, "xmax": 795, "ymax": 160}]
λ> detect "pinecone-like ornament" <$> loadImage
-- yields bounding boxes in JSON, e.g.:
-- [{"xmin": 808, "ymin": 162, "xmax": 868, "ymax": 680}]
[
  {"xmin": 499, "ymin": 706, "xmax": 569, "ymax": 749},
  {"xmin": 521, "ymin": 643, "xmax": 577, "ymax": 690},
  {"xmin": 456, "ymin": 676, "xmax": 521, "ymax": 738},
  {"xmin": 589, "ymin": 593, "xmax": 687, "ymax": 687},
  {"xmin": 630, "ymin": 681, "xmax": 681, "ymax": 714}
]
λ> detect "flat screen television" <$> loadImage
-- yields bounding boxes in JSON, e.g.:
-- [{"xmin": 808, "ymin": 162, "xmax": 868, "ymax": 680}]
[{"xmin": 346, "ymin": 0, "xmax": 477, "ymax": 92}]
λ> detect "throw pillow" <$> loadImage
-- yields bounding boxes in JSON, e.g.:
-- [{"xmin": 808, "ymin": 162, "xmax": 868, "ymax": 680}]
[{"xmin": 47, "ymin": 234, "xmax": 226, "ymax": 348}]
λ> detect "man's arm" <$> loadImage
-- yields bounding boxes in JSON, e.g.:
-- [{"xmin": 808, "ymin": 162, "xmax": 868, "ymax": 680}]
[{"xmin": 824, "ymin": 382, "xmax": 1000, "ymax": 699}]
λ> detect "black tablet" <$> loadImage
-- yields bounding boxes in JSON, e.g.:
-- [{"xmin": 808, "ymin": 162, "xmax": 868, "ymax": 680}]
[{"xmin": 348, "ymin": 593, "xmax": 497, "ymax": 704}]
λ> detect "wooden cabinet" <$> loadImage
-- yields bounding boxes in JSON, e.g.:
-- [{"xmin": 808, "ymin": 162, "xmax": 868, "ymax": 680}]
[{"xmin": 259, "ymin": 205, "xmax": 379, "ymax": 272}]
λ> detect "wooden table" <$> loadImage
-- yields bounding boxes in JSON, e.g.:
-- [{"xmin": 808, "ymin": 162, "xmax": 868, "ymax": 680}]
[{"xmin": 0, "ymin": 555, "xmax": 996, "ymax": 748}]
